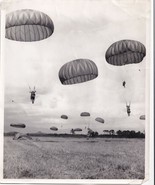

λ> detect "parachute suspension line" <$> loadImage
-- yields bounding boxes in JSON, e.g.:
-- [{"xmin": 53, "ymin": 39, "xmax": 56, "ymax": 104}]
[
  {"xmin": 84, "ymin": 117, "xmax": 88, "ymax": 130},
  {"xmin": 88, "ymin": 118, "xmax": 91, "ymax": 129},
  {"xmin": 87, "ymin": 118, "xmax": 89, "ymax": 129},
  {"xmin": 87, "ymin": 117, "xmax": 90, "ymax": 129},
  {"xmin": 126, "ymin": 101, "xmax": 131, "ymax": 107}
]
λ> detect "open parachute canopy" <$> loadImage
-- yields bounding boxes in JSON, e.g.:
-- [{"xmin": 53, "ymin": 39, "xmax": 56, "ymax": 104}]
[
  {"xmin": 95, "ymin": 117, "xmax": 104, "ymax": 123},
  {"xmin": 139, "ymin": 115, "xmax": 145, "ymax": 120},
  {"xmin": 5, "ymin": 9, "xmax": 54, "ymax": 42},
  {"xmin": 61, "ymin": 115, "xmax": 68, "ymax": 119},
  {"xmin": 105, "ymin": 40, "xmax": 146, "ymax": 66},
  {"xmin": 74, "ymin": 128, "xmax": 82, "ymax": 132},
  {"xmin": 80, "ymin": 112, "xmax": 90, "ymax": 117},
  {"xmin": 59, "ymin": 59, "xmax": 98, "ymax": 85},
  {"xmin": 50, "ymin": 126, "xmax": 58, "ymax": 131},
  {"xmin": 10, "ymin": 123, "xmax": 26, "ymax": 128}
]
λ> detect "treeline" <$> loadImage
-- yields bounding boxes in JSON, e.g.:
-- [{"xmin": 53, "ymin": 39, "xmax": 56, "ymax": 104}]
[
  {"xmin": 115, "ymin": 130, "xmax": 145, "ymax": 138},
  {"xmin": 4, "ymin": 130, "xmax": 145, "ymax": 138},
  {"xmin": 101, "ymin": 130, "xmax": 145, "ymax": 138},
  {"xmin": 85, "ymin": 130, "xmax": 145, "ymax": 138}
]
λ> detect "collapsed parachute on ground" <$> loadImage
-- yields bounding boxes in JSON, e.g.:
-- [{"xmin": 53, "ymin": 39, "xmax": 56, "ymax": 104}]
[
  {"xmin": 6, "ymin": 9, "xmax": 54, "ymax": 42},
  {"xmin": 74, "ymin": 128, "xmax": 82, "ymax": 132},
  {"xmin": 140, "ymin": 115, "xmax": 145, "ymax": 120},
  {"xmin": 13, "ymin": 133, "xmax": 32, "ymax": 140},
  {"xmin": 80, "ymin": 112, "xmax": 90, "ymax": 117},
  {"xmin": 59, "ymin": 59, "xmax": 98, "ymax": 85},
  {"xmin": 87, "ymin": 128, "xmax": 94, "ymax": 134},
  {"xmin": 10, "ymin": 123, "xmax": 26, "ymax": 128},
  {"xmin": 61, "ymin": 115, "xmax": 68, "ymax": 119},
  {"xmin": 50, "ymin": 126, "xmax": 58, "ymax": 131},
  {"xmin": 105, "ymin": 40, "xmax": 146, "ymax": 66},
  {"xmin": 95, "ymin": 117, "xmax": 104, "ymax": 123}
]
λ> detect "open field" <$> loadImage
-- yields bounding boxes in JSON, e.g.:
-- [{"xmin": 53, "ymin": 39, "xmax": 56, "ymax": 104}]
[{"xmin": 4, "ymin": 137, "xmax": 145, "ymax": 179}]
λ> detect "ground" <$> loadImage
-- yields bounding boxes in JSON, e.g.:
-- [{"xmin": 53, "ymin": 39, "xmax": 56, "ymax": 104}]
[{"xmin": 4, "ymin": 137, "xmax": 145, "ymax": 179}]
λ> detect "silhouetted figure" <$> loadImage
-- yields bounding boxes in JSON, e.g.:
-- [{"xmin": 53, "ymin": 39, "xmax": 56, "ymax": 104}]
[
  {"xmin": 29, "ymin": 87, "xmax": 36, "ymax": 104},
  {"xmin": 123, "ymin": 81, "xmax": 126, "ymax": 88},
  {"xmin": 126, "ymin": 102, "xmax": 131, "ymax": 116}
]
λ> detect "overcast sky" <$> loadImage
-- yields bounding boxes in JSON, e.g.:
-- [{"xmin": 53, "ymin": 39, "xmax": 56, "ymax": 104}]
[{"xmin": 3, "ymin": 0, "xmax": 150, "ymax": 134}]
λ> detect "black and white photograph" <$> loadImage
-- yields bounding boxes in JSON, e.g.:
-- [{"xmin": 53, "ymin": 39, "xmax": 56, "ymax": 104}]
[{"xmin": 0, "ymin": 0, "xmax": 153, "ymax": 184}]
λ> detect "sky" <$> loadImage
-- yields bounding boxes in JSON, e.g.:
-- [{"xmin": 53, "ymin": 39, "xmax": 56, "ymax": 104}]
[{"xmin": 2, "ymin": 0, "xmax": 150, "ymax": 134}]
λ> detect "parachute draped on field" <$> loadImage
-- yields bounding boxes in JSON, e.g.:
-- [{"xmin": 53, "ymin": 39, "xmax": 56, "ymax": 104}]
[
  {"xmin": 10, "ymin": 123, "xmax": 26, "ymax": 128},
  {"xmin": 105, "ymin": 40, "xmax": 146, "ymax": 66},
  {"xmin": 5, "ymin": 9, "xmax": 54, "ymax": 42},
  {"xmin": 61, "ymin": 115, "xmax": 68, "ymax": 119},
  {"xmin": 140, "ymin": 115, "xmax": 145, "ymax": 120},
  {"xmin": 95, "ymin": 117, "xmax": 104, "ymax": 123},
  {"xmin": 74, "ymin": 128, "xmax": 82, "ymax": 132},
  {"xmin": 80, "ymin": 112, "xmax": 90, "ymax": 117},
  {"xmin": 50, "ymin": 126, "xmax": 58, "ymax": 131},
  {"xmin": 59, "ymin": 59, "xmax": 98, "ymax": 85},
  {"xmin": 87, "ymin": 128, "xmax": 94, "ymax": 134},
  {"xmin": 13, "ymin": 133, "xmax": 32, "ymax": 140}
]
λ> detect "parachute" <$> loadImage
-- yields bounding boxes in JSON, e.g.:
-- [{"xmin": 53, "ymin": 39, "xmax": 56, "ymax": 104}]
[
  {"xmin": 105, "ymin": 40, "xmax": 146, "ymax": 66},
  {"xmin": 13, "ymin": 133, "xmax": 32, "ymax": 140},
  {"xmin": 80, "ymin": 112, "xmax": 90, "ymax": 129},
  {"xmin": 6, "ymin": 9, "xmax": 54, "ymax": 42},
  {"xmin": 13, "ymin": 133, "xmax": 22, "ymax": 140},
  {"xmin": 10, "ymin": 123, "xmax": 26, "ymax": 128},
  {"xmin": 80, "ymin": 112, "xmax": 90, "ymax": 117},
  {"xmin": 105, "ymin": 40, "xmax": 146, "ymax": 111},
  {"xmin": 50, "ymin": 126, "xmax": 58, "ymax": 131},
  {"xmin": 61, "ymin": 115, "xmax": 68, "ymax": 119},
  {"xmin": 59, "ymin": 59, "xmax": 98, "ymax": 85},
  {"xmin": 74, "ymin": 128, "xmax": 82, "ymax": 132},
  {"xmin": 95, "ymin": 117, "xmax": 104, "ymax": 123},
  {"xmin": 60, "ymin": 115, "xmax": 68, "ymax": 128},
  {"xmin": 140, "ymin": 115, "xmax": 145, "ymax": 120}
]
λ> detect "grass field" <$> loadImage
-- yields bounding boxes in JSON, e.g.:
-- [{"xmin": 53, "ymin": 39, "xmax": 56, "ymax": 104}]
[{"xmin": 4, "ymin": 137, "xmax": 145, "ymax": 179}]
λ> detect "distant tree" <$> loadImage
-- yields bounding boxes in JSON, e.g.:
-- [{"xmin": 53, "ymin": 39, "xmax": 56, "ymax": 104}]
[
  {"xmin": 116, "ymin": 130, "xmax": 145, "ymax": 138},
  {"xmin": 109, "ymin": 130, "xmax": 115, "ymax": 135},
  {"xmin": 140, "ymin": 132, "xmax": 145, "ymax": 138},
  {"xmin": 116, "ymin": 130, "xmax": 122, "ymax": 136},
  {"xmin": 94, "ymin": 131, "xmax": 99, "ymax": 137},
  {"xmin": 136, "ymin": 131, "xmax": 141, "ymax": 138},
  {"xmin": 130, "ymin": 130, "xmax": 136, "ymax": 138},
  {"xmin": 123, "ymin": 130, "xmax": 130, "ymax": 138},
  {"xmin": 103, "ymin": 130, "xmax": 109, "ymax": 135}
]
